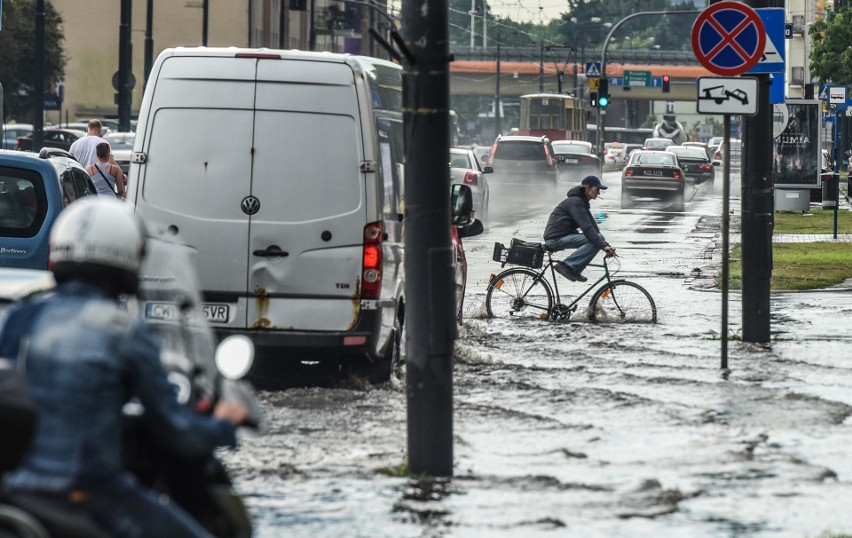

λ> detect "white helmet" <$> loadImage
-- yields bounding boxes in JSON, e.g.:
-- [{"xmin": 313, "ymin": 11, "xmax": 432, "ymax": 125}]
[{"xmin": 50, "ymin": 198, "xmax": 147, "ymax": 294}]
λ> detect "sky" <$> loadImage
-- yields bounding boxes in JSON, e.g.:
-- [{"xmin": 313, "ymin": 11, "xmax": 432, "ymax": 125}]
[{"xmin": 487, "ymin": 0, "xmax": 570, "ymax": 24}]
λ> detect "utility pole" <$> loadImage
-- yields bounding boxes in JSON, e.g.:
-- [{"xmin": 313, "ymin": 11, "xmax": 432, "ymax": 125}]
[
  {"xmin": 33, "ymin": 0, "xmax": 45, "ymax": 152},
  {"xmin": 539, "ymin": 41, "xmax": 544, "ymax": 92},
  {"xmin": 118, "ymin": 0, "xmax": 133, "ymax": 133},
  {"xmin": 494, "ymin": 35, "xmax": 501, "ymax": 140},
  {"xmin": 144, "ymin": 0, "xmax": 154, "ymax": 90},
  {"xmin": 401, "ymin": 0, "xmax": 454, "ymax": 477},
  {"xmin": 740, "ymin": 0, "xmax": 775, "ymax": 343},
  {"xmin": 202, "ymin": 0, "xmax": 209, "ymax": 45}
]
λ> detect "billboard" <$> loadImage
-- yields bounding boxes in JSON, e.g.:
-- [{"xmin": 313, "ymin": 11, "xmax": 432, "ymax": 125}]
[{"xmin": 773, "ymin": 100, "xmax": 821, "ymax": 189}]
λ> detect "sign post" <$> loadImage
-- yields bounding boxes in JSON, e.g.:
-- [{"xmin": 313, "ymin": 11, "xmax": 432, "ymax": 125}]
[{"xmin": 692, "ymin": 0, "xmax": 767, "ymax": 367}]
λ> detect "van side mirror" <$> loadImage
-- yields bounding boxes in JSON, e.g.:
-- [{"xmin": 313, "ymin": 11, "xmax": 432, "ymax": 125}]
[{"xmin": 451, "ymin": 184, "xmax": 474, "ymax": 226}]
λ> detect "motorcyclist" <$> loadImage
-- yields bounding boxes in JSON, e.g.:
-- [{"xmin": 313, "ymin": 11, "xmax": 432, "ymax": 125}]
[{"xmin": 0, "ymin": 197, "xmax": 248, "ymax": 537}]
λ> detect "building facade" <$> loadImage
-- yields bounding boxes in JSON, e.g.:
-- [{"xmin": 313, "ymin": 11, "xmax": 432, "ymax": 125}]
[{"xmin": 48, "ymin": 0, "xmax": 389, "ymax": 123}]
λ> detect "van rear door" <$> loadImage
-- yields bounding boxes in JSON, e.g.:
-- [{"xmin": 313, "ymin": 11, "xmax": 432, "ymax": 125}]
[
  {"xmin": 134, "ymin": 56, "xmax": 256, "ymax": 328},
  {"xmin": 246, "ymin": 59, "xmax": 366, "ymax": 331}
]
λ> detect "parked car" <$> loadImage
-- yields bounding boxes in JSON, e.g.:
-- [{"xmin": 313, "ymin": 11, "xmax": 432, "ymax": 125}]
[
  {"xmin": 550, "ymin": 140, "xmax": 600, "ymax": 182},
  {"xmin": 450, "ymin": 147, "xmax": 491, "ymax": 223},
  {"xmin": 59, "ymin": 122, "xmax": 112, "ymax": 137},
  {"xmin": 642, "ymin": 137, "xmax": 675, "ymax": 151},
  {"xmin": 486, "ymin": 135, "xmax": 559, "ymax": 185},
  {"xmin": 15, "ymin": 128, "xmax": 87, "ymax": 153},
  {"xmin": 621, "ymin": 150, "xmax": 686, "ymax": 211},
  {"xmin": 451, "ymin": 184, "xmax": 483, "ymax": 323},
  {"xmin": 104, "ymin": 131, "xmax": 136, "ymax": 175},
  {"xmin": 667, "ymin": 145, "xmax": 716, "ymax": 187},
  {"xmin": 2, "ymin": 124, "xmax": 34, "ymax": 150},
  {"xmin": 0, "ymin": 268, "xmax": 54, "ymax": 314},
  {"xmin": 0, "ymin": 150, "xmax": 98, "ymax": 268}
]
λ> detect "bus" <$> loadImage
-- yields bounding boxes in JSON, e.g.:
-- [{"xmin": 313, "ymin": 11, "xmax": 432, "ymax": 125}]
[{"xmin": 516, "ymin": 93, "xmax": 585, "ymax": 141}]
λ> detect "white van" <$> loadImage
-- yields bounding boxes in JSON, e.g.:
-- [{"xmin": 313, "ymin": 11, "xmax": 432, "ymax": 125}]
[{"xmin": 128, "ymin": 47, "xmax": 405, "ymax": 377}]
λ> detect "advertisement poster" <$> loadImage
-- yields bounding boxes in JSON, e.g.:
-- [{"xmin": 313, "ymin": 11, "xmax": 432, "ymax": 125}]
[{"xmin": 773, "ymin": 100, "xmax": 821, "ymax": 188}]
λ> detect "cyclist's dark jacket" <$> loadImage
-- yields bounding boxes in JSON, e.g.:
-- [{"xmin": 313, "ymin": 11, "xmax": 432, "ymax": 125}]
[{"xmin": 543, "ymin": 186, "xmax": 608, "ymax": 249}]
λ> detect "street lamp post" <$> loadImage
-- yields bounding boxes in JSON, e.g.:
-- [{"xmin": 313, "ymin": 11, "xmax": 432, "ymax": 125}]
[{"xmin": 595, "ymin": 10, "xmax": 700, "ymax": 155}]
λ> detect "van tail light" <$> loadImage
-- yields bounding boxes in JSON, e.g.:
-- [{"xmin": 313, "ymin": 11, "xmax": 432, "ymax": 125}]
[
  {"xmin": 464, "ymin": 171, "xmax": 478, "ymax": 186},
  {"xmin": 361, "ymin": 221, "xmax": 383, "ymax": 300},
  {"xmin": 235, "ymin": 52, "xmax": 282, "ymax": 59},
  {"xmin": 624, "ymin": 167, "xmax": 634, "ymax": 177}
]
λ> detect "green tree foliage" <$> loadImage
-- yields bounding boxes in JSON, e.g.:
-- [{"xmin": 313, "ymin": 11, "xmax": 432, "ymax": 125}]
[
  {"xmin": 809, "ymin": 8, "xmax": 852, "ymax": 85},
  {"xmin": 557, "ymin": 0, "xmax": 696, "ymax": 51},
  {"xmin": 0, "ymin": 0, "xmax": 67, "ymax": 122}
]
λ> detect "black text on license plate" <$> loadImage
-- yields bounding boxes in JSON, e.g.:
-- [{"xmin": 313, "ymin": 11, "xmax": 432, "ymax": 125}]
[
  {"xmin": 643, "ymin": 170, "xmax": 663, "ymax": 176},
  {"xmin": 202, "ymin": 304, "xmax": 230, "ymax": 322}
]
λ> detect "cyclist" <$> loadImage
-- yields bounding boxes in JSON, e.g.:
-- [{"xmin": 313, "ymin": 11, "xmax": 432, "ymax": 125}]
[
  {"xmin": 543, "ymin": 175, "xmax": 616, "ymax": 282},
  {"xmin": 0, "ymin": 198, "xmax": 248, "ymax": 537}
]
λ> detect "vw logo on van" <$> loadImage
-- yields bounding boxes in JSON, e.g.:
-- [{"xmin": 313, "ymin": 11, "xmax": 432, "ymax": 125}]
[{"xmin": 241, "ymin": 196, "xmax": 260, "ymax": 215}]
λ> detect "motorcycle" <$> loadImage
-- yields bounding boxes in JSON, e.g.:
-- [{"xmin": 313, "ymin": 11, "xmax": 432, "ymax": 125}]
[{"xmin": 0, "ymin": 238, "xmax": 262, "ymax": 538}]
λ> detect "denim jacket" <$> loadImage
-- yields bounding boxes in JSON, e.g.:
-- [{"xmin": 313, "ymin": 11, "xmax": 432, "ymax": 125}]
[{"xmin": 0, "ymin": 281, "xmax": 236, "ymax": 492}]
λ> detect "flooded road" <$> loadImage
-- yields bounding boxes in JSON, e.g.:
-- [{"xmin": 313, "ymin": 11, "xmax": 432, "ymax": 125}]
[{"xmin": 224, "ymin": 171, "xmax": 852, "ymax": 537}]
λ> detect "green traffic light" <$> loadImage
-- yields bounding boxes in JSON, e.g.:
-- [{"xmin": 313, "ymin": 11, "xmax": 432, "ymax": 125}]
[{"xmin": 598, "ymin": 96, "xmax": 609, "ymax": 107}]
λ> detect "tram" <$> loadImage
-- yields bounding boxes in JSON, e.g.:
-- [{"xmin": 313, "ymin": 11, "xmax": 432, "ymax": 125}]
[{"xmin": 516, "ymin": 93, "xmax": 585, "ymax": 141}]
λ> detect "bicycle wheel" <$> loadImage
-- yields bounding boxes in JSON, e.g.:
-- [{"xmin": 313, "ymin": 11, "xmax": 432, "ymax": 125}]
[
  {"xmin": 588, "ymin": 279, "xmax": 656, "ymax": 323},
  {"xmin": 486, "ymin": 268, "xmax": 553, "ymax": 320}
]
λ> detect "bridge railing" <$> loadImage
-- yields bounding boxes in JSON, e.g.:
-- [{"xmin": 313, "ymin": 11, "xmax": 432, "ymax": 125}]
[{"xmin": 451, "ymin": 47, "xmax": 697, "ymax": 66}]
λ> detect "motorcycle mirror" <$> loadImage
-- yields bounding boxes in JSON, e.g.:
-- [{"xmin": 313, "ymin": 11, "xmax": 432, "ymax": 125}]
[{"xmin": 214, "ymin": 335, "xmax": 255, "ymax": 380}]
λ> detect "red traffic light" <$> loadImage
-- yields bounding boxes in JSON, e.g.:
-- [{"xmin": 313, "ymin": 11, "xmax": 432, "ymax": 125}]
[{"xmin": 662, "ymin": 74, "xmax": 671, "ymax": 93}]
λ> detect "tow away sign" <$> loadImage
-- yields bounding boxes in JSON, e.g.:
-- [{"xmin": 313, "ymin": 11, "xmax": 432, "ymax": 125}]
[{"xmin": 697, "ymin": 77, "xmax": 759, "ymax": 115}]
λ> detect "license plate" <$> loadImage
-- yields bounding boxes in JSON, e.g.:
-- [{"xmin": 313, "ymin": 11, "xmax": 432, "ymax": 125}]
[
  {"xmin": 145, "ymin": 302, "xmax": 230, "ymax": 323},
  {"xmin": 565, "ymin": 158, "xmax": 579, "ymax": 164},
  {"xmin": 642, "ymin": 170, "xmax": 663, "ymax": 176}
]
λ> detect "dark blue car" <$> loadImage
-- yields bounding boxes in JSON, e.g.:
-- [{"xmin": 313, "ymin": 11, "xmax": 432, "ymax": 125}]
[{"xmin": 0, "ymin": 150, "xmax": 98, "ymax": 269}]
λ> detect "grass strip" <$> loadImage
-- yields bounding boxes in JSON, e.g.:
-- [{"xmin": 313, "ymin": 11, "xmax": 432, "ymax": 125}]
[
  {"xmin": 723, "ymin": 242, "xmax": 852, "ymax": 290},
  {"xmin": 773, "ymin": 208, "xmax": 852, "ymax": 234}
]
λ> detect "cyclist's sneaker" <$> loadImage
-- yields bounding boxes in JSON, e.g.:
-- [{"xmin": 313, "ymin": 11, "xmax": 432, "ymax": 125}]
[{"xmin": 555, "ymin": 262, "xmax": 587, "ymax": 282}]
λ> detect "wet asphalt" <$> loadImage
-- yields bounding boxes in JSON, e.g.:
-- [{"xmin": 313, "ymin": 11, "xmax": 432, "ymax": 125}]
[{"xmin": 222, "ymin": 170, "xmax": 852, "ymax": 537}]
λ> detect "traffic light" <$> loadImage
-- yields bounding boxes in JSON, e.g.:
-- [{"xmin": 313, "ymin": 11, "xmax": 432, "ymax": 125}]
[
  {"xmin": 597, "ymin": 78, "xmax": 609, "ymax": 108},
  {"xmin": 662, "ymin": 74, "xmax": 671, "ymax": 93},
  {"xmin": 590, "ymin": 91, "xmax": 598, "ymax": 108}
]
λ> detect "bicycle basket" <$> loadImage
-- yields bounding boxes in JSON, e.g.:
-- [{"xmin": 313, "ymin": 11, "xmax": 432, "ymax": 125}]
[{"xmin": 503, "ymin": 239, "xmax": 544, "ymax": 268}]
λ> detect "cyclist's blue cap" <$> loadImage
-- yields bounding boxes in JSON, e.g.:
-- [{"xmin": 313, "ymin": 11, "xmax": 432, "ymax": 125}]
[{"xmin": 581, "ymin": 175, "xmax": 608, "ymax": 190}]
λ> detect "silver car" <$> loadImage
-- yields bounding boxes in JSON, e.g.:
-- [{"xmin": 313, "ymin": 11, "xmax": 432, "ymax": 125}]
[{"xmin": 450, "ymin": 147, "xmax": 491, "ymax": 223}]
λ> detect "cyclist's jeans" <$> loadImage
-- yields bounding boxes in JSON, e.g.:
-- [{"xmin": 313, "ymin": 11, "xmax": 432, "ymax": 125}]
[{"xmin": 544, "ymin": 233, "xmax": 603, "ymax": 273}]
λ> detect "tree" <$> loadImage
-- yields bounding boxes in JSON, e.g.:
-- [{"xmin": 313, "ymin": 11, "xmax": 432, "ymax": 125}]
[
  {"xmin": 809, "ymin": 8, "xmax": 852, "ymax": 85},
  {"xmin": 0, "ymin": 0, "xmax": 67, "ymax": 122}
]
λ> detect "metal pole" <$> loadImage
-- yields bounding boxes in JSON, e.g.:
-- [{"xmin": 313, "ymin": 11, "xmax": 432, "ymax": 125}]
[
  {"xmin": 494, "ymin": 36, "xmax": 500, "ymax": 140},
  {"xmin": 309, "ymin": 0, "xmax": 317, "ymax": 50},
  {"xmin": 144, "ymin": 0, "xmax": 154, "ymax": 90},
  {"xmin": 118, "ymin": 0, "xmax": 132, "ymax": 133},
  {"xmin": 740, "ymin": 0, "xmax": 775, "ymax": 344},
  {"xmin": 33, "ymin": 0, "xmax": 45, "ymax": 152},
  {"xmin": 721, "ymin": 115, "xmax": 730, "ymax": 370},
  {"xmin": 401, "ymin": 0, "xmax": 454, "ymax": 477},
  {"xmin": 202, "ymin": 0, "xmax": 209, "ymax": 46},
  {"xmin": 279, "ymin": 0, "xmax": 287, "ymax": 48},
  {"xmin": 834, "ymin": 110, "xmax": 840, "ymax": 238},
  {"xmin": 539, "ymin": 41, "xmax": 544, "ymax": 92},
  {"xmin": 469, "ymin": 0, "xmax": 475, "ymax": 48}
]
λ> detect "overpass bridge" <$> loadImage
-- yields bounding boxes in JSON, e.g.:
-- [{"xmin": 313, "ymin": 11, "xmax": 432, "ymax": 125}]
[{"xmin": 449, "ymin": 48, "xmax": 710, "ymax": 102}]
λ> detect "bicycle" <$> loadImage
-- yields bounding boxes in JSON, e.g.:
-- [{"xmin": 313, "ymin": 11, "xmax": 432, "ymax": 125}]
[{"xmin": 485, "ymin": 239, "xmax": 657, "ymax": 323}]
